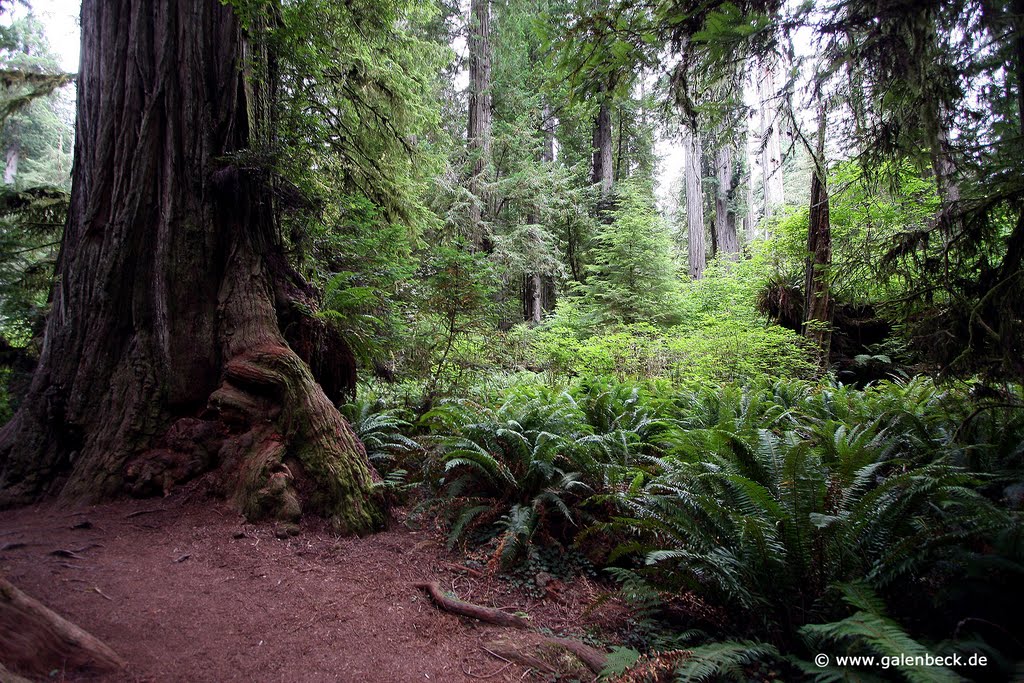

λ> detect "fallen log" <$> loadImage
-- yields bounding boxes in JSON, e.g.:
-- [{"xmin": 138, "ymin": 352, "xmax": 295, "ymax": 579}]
[
  {"xmin": 414, "ymin": 581, "xmax": 530, "ymax": 629},
  {"xmin": 0, "ymin": 576, "xmax": 126, "ymax": 678}
]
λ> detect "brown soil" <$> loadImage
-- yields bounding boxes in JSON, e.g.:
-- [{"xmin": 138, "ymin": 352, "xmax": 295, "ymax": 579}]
[{"xmin": 0, "ymin": 493, "xmax": 624, "ymax": 682}]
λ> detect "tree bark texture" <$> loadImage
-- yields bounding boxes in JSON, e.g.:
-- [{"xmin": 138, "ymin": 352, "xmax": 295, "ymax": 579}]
[
  {"xmin": 804, "ymin": 168, "xmax": 833, "ymax": 368},
  {"xmin": 467, "ymin": 0, "xmax": 492, "ymax": 247},
  {"xmin": 683, "ymin": 125, "xmax": 706, "ymax": 279},
  {"xmin": 0, "ymin": 0, "xmax": 382, "ymax": 533},
  {"xmin": 3, "ymin": 145, "xmax": 17, "ymax": 186},
  {"xmin": 592, "ymin": 96, "xmax": 613, "ymax": 201},
  {"xmin": 757, "ymin": 60, "xmax": 785, "ymax": 217},
  {"xmin": 0, "ymin": 576, "xmax": 126, "ymax": 678},
  {"xmin": 714, "ymin": 143, "xmax": 739, "ymax": 259},
  {"xmin": 743, "ymin": 112, "xmax": 758, "ymax": 240}
]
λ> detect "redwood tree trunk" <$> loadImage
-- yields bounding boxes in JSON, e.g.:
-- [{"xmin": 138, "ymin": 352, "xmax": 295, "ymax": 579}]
[
  {"xmin": 714, "ymin": 143, "xmax": 739, "ymax": 259},
  {"xmin": 757, "ymin": 59, "xmax": 785, "ymax": 217},
  {"xmin": 0, "ymin": 0, "xmax": 382, "ymax": 533},
  {"xmin": 683, "ymin": 125, "xmax": 706, "ymax": 279},
  {"xmin": 804, "ymin": 168, "xmax": 833, "ymax": 368}
]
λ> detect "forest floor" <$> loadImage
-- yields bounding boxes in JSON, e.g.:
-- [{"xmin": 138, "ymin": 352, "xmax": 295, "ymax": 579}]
[{"xmin": 0, "ymin": 491, "xmax": 626, "ymax": 682}]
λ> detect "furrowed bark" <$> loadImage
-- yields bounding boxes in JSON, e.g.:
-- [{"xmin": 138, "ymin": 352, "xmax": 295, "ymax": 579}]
[
  {"xmin": 592, "ymin": 95, "xmax": 614, "ymax": 203},
  {"xmin": 0, "ymin": 0, "xmax": 382, "ymax": 533},
  {"xmin": 683, "ymin": 125, "xmax": 706, "ymax": 279},
  {"xmin": 714, "ymin": 142, "xmax": 739, "ymax": 260},
  {"xmin": 757, "ymin": 59, "xmax": 785, "ymax": 217}
]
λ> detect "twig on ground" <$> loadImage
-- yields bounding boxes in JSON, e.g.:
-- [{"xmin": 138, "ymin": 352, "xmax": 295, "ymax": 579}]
[
  {"xmin": 462, "ymin": 662, "xmax": 512, "ymax": 679},
  {"xmin": 90, "ymin": 586, "xmax": 113, "ymax": 601},
  {"xmin": 481, "ymin": 646, "xmax": 514, "ymax": 664},
  {"xmin": 125, "ymin": 508, "xmax": 165, "ymax": 519}
]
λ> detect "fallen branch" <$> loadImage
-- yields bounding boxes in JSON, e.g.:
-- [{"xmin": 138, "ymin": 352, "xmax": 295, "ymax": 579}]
[
  {"xmin": 0, "ymin": 576, "xmax": 126, "ymax": 677},
  {"xmin": 413, "ymin": 581, "xmax": 530, "ymax": 629}
]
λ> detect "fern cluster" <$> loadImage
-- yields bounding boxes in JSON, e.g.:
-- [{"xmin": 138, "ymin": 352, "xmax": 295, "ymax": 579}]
[
  {"xmin": 597, "ymin": 378, "xmax": 1023, "ymax": 680},
  {"xmin": 409, "ymin": 375, "xmax": 1024, "ymax": 680}
]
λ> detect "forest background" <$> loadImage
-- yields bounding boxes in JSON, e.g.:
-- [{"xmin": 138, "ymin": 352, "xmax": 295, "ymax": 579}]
[{"xmin": 1, "ymin": 0, "xmax": 1023, "ymax": 680}]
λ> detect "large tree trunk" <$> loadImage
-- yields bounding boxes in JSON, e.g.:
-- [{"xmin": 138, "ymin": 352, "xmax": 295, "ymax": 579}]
[
  {"xmin": 714, "ymin": 143, "xmax": 739, "ymax": 260},
  {"xmin": 467, "ymin": 0, "xmax": 492, "ymax": 248},
  {"xmin": 682, "ymin": 125, "xmax": 706, "ymax": 279},
  {"xmin": 757, "ymin": 59, "xmax": 785, "ymax": 218},
  {"xmin": 0, "ymin": 0, "xmax": 382, "ymax": 533}
]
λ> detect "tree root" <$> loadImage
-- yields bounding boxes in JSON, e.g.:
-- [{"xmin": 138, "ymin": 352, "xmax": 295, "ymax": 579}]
[
  {"xmin": 0, "ymin": 576, "xmax": 126, "ymax": 677},
  {"xmin": 413, "ymin": 581, "xmax": 608, "ymax": 675},
  {"xmin": 414, "ymin": 582, "xmax": 530, "ymax": 629}
]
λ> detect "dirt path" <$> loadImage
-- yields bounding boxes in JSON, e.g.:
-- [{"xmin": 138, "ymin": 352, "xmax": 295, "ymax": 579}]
[{"xmin": 0, "ymin": 494, "xmax": 612, "ymax": 682}]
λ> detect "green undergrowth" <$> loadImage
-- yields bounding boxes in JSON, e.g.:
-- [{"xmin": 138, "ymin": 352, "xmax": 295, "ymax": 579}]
[{"xmin": 347, "ymin": 375, "xmax": 1024, "ymax": 681}]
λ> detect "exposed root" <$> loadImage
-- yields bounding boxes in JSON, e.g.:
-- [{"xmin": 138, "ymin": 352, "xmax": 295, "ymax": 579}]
[
  {"xmin": 210, "ymin": 343, "xmax": 383, "ymax": 534},
  {"xmin": 415, "ymin": 580, "xmax": 609, "ymax": 676},
  {"xmin": 0, "ymin": 576, "xmax": 126, "ymax": 677},
  {"xmin": 414, "ymin": 581, "xmax": 530, "ymax": 629},
  {"xmin": 484, "ymin": 632, "xmax": 608, "ymax": 676}
]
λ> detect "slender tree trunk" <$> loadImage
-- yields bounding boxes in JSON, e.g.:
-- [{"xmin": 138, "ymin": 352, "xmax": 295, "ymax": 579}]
[
  {"xmin": 757, "ymin": 60, "xmax": 785, "ymax": 217},
  {"xmin": 614, "ymin": 107, "xmax": 625, "ymax": 182},
  {"xmin": 803, "ymin": 108, "xmax": 832, "ymax": 369},
  {"xmin": 592, "ymin": 95, "xmax": 613, "ymax": 201},
  {"xmin": 743, "ymin": 109, "xmax": 758, "ymax": 240},
  {"xmin": 467, "ymin": 0, "xmax": 492, "ymax": 248},
  {"xmin": 682, "ymin": 125, "xmax": 706, "ymax": 279},
  {"xmin": 0, "ymin": 0, "xmax": 382, "ymax": 533},
  {"xmin": 4, "ymin": 145, "xmax": 18, "ymax": 186},
  {"xmin": 714, "ymin": 143, "xmax": 739, "ymax": 260},
  {"xmin": 526, "ymin": 273, "xmax": 542, "ymax": 323},
  {"xmin": 523, "ymin": 102, "xmax": 555, "ymax": 323},
  {"xmin": 986, "ymin": 0, "xmax": 1024, "ymax": 375},
  {"xmin": 745, "ymin": 102, "xmax": 761, "ymax": 239}
]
